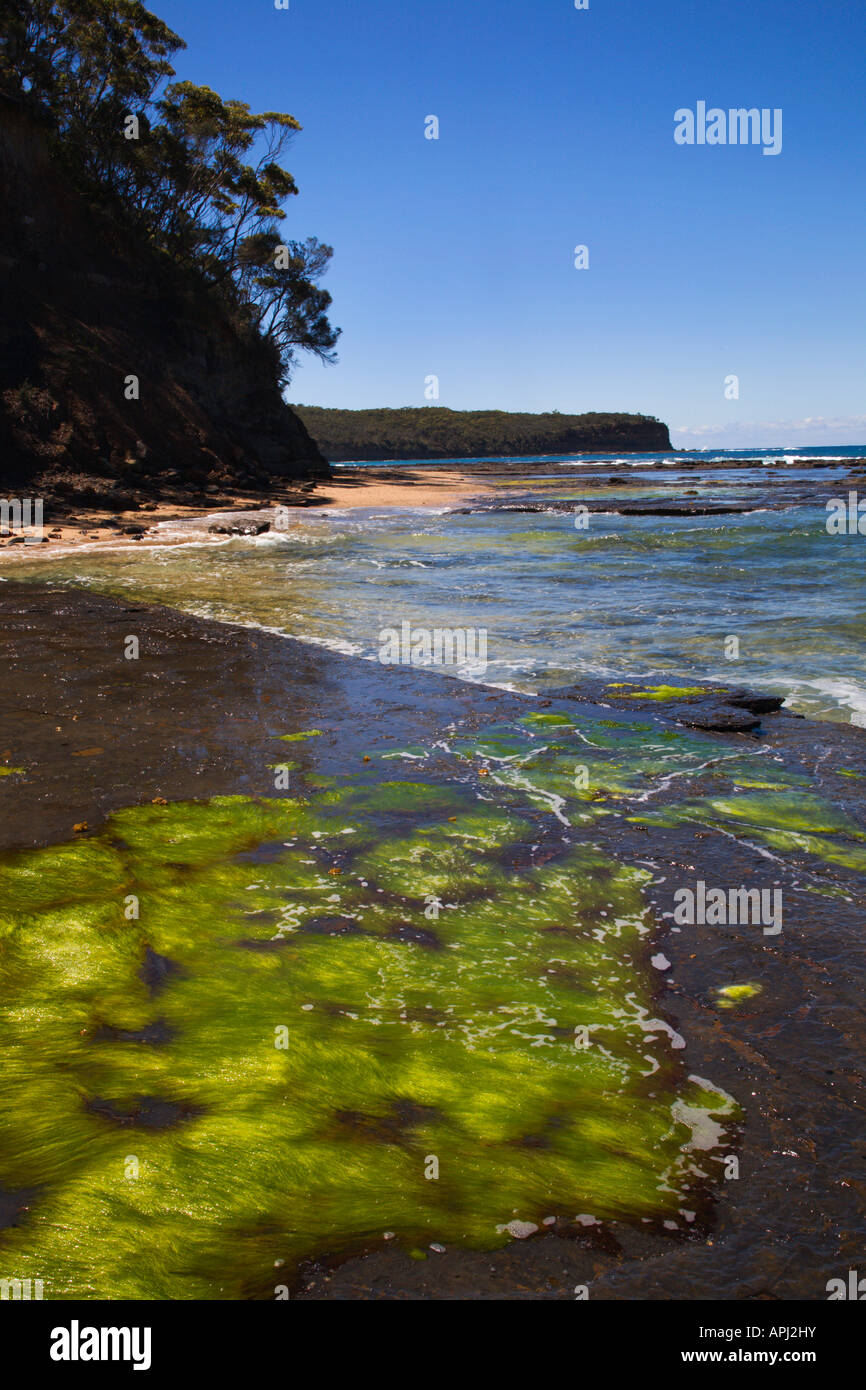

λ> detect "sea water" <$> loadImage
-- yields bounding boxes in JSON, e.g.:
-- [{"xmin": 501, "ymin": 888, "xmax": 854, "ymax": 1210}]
[{"xmin": 11, "ymin": 459, "xmax": 866, "ymax": 727}]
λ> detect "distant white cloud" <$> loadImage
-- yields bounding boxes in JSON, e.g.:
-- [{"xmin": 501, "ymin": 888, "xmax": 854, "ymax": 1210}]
[{"xmin": 672, "ymin": 416, "xmax": 866, "ymax": 448}]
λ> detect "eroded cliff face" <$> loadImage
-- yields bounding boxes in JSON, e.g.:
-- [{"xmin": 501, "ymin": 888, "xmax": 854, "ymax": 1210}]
[{"xmin": 0, "ymin": 99, "xmax": 329, "ymax": 508}]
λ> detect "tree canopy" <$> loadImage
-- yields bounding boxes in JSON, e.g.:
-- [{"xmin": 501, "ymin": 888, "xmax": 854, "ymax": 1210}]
[
  {"xmin": 0, "ymin": 0, "xmax": 339, "ymax": 382},
  {"xmin": 293, "ymin": 408, "xmax": 672, "ymax": 461}
]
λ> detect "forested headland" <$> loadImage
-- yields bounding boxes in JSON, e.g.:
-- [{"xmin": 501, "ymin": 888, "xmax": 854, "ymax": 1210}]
[{"xmin": 293, "ymin": 407, "xmax": 672, "ymax": 462}]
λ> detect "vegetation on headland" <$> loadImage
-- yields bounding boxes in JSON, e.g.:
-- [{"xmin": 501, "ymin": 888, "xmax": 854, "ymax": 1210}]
[
  {"xmin": 0, "ymin": 0, "xmax": 339, "ymax": 382},
  {"xmin": 293, "ymin": 407, "xmax": 672, "ymax": 461},
  {"xmin": 0, "ymin": 1, "xmax": 339, "ymax": 495}
]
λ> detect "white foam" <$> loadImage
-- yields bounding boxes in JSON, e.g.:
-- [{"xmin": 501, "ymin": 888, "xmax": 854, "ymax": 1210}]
[{"xmin": 794, "ymin": 677, "xmax": 866, "ymax": 724}]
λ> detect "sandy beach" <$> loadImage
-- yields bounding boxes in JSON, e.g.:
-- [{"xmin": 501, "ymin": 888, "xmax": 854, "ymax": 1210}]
[{"xmin": 0, "ymin": 466, "xmax": 498, "ymax": 558}]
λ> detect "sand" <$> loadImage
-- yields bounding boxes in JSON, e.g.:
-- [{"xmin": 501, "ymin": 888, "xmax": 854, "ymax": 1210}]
[
  {"xmin": 0, "ymin": 467, "xmax": 498, "ymax": 560},
  {"xmin": 310, "ymin": 465, "xmax": 497, "ymax": 510}
]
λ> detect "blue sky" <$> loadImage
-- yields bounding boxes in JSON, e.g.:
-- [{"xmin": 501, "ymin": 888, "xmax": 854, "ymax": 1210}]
[{"xmin": 157, "ymin": 0, "xmax": 865, "ymax": 446}]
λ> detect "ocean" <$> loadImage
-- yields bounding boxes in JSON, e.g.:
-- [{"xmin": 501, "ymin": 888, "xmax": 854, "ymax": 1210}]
[{"xmin": 9, "ymin": 451, "xmax": 866, "ymax": 726}]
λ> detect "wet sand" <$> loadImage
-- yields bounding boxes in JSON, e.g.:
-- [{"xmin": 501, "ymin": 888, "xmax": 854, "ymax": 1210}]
[{"xmin": 2, "ymin": 580, "xmax": 865, "ymax": 1299}]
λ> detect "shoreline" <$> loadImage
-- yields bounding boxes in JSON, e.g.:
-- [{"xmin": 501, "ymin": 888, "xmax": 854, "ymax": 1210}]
[
  {"xmin": 2, "ymin": 580, "xmax": 865, "ymax": 1299},
  {"xmin": 0, "ymin": 467, "xmax": 501, "ymax": 559},
  {"xmin": 2, "ymin": 456, "xmax": 864, "ymax": 562}
]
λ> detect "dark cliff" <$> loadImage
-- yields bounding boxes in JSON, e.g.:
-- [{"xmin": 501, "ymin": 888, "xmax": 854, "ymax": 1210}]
[
  {"xmin": 293, "ymin": 407, "xmax": 673, "ymax": 462},
  {"xmin": 0, "ymin": 98, "xmax": 328, "ymax": 508}
]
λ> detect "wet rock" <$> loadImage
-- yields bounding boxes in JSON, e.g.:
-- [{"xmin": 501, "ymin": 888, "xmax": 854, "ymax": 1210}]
[
  {"xmin": 139, "ymin": 946, "xmax": 185, "ymax": 997},
  {"xmin": 387, "ymin": 922, "xmax": 444, "ymax": 950},
  {"xmin": 0, "ymin": 1184, "xmax": 38, "ymax": 1231},
  {"xmin": 675, "ymin": 704, "xmax": 761, "ymax": 733},
  {"xmin": 301, "ymin": 915, "xmax": 365, "ymax": 938},
  {"xmin": 613, "ymin": 502, "xmax": 755, "ymax": 517},
  {"xmin": 92, "ymin": 1019, "xmax": 176, "ymax": 1045},
  {"xmin": 725, "ymin": 689, "xmax": 785, "ymax": 714},
  {"xmin": 208, "ymin": 519, "xmax": 270, "ymax": 536},
  {"xmin": 85, "ymin": 1095, "xmax": 204, "ymax": 1129}
]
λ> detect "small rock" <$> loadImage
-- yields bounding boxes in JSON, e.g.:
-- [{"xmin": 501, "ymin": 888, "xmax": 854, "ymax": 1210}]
[
  {"xmin": 675, "ymin": 704, "xmax": 761, "ymax": 733},
  {"xmin": 208, "ymin": 520, "xmax": 270, "ymax": 536},
  {"xmin": 725, "ymin": 689, "xmax": 785, "ymax": 714},
  {"xmin": 500, "ymin": 1219, "xmax": 538, "ymax": 1240}
]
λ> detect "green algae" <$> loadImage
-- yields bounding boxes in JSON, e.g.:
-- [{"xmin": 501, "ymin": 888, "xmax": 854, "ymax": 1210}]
[
  {"xmin": 717, "ymin": 983, "xmax": 762, "ymax": 1009},
  {"xmin": 0, "ymin": 767, "xmax": 24, "ymax": 777},
  {"xmin": 602, "ymin": 682, "xmax": 710, "ymax": 701},
  {"xmin": 450, "ymin": 713, "xmax": 758, "ymax": 821},
  {"xmin": 522, "ymin": 712, "xmax": 576, "ymax": 727},
  {"xmin": 801, "ymin": 881, "xmax": 853, "ymax": 901},
  {"xmin": 0, "ymin": 772, "xmax": 736, "ymax": 1299},
  {"xmin": 453, "ymin": 713, "xmax": 866, "ymax": 885},
  {"xmin": 0, "ymin": 839, "xmax": 129, "ymax": 916},
  {"xmin": 718, "ymin": 983, "xmax": 761, "ymax": 1000},
  {"xmin": 4, "ymin": 694, "xmax": 856, "ymax": 1296},
  {"xmin": 631, "ymin": 790, "xmax": 866, "ymax": 873},
  {"xmin": 628, "ymin": 686, "xmax": 708, "ymax": 701},
  {"xmin": 278, "ymin": 729, "xmax": 324, "ymax": 742}
]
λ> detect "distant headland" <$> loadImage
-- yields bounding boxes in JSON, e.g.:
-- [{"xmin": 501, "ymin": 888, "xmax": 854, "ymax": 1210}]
[{"xmin": 293, "ymin": 407, "xmax": 672, "ymax": 462}]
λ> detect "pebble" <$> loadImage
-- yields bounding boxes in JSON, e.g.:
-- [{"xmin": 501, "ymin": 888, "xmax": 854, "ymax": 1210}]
[{"xmin": 500, "ymin": 1219, "xmax": 538, "ymax": 1240}]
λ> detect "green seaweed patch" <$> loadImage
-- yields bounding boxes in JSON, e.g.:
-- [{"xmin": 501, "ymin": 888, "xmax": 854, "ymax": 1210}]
[
  {"xmin": 631, "ymin": 790, "xmax": 866, "ymax": 873},
  {"xmin": 0, "ymin": 767, "xmax": 25, "ymax": 778},
  {"xmin": 521, "ymin": 712, "xmax": 576, "ymax": 728},
  {"xmin": 279, "ymin": 730, "xmax": 324, "ymax": 743},
  {"xmin": 0, "ymin": 840, "xmax": 129, "ymax": 915},
  {"xmin": 628, "ymin": 686, "xmax": 707, "ymax": 701},
  {"xmin": 459, "ymin": 734, "xmax": 531, "ymax": 761},
  {"xmin": 345, "ymin": 781, "xmax": 466, "ymax": 817},
  {"xmin": 452, "ymin": 717, "xmax": 750, "ymax": 821},
  {"xmin": 0, "ymin": 776, "xmax": 738, "ymax": 1298},
  {"xmin": 717, "ymin": 983, "xmax": 762, "ymax": 1009},
  {"xmin": 801, "ymin": 882, "xmax": 852, "ymax": 902},
  {"xmin": 732, "ymin": 780, "xmax": 793, "ymax": 791}
]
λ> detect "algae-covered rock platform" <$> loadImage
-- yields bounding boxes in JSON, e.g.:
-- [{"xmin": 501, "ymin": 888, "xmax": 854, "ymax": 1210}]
[{"xmin": 0, "ymin": 585, "xmax": 864, "ymax": 1299}]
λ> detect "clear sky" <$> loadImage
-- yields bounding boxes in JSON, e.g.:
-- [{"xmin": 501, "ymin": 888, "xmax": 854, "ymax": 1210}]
[{"xmin": 156, "ymin": 0, "xmax": 865, "ymax": 446}]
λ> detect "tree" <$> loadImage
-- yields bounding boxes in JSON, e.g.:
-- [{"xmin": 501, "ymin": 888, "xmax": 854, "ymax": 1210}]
[{"xmin": 0, "ymin": 0, "xmax": 339, "ymax": 379}]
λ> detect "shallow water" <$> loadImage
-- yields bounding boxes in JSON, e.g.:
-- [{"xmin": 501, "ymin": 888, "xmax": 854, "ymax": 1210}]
[{"xmin": 11, "ymin": 465, "xmax": 866, "ymax": 726}]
